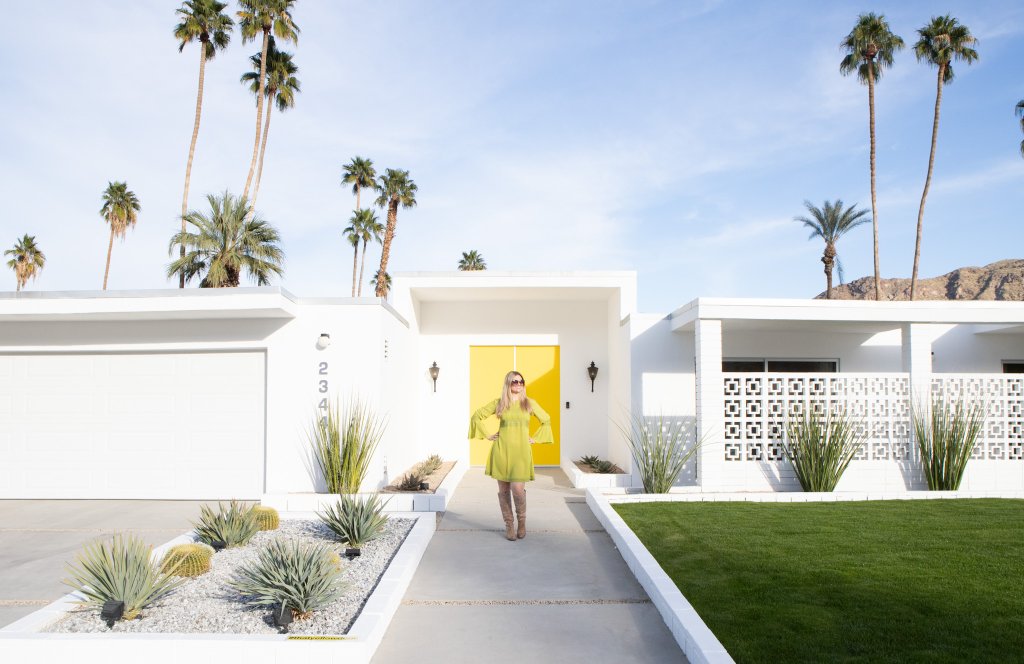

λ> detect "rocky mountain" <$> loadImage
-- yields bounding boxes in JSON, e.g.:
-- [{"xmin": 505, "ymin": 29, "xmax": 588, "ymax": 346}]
[{"xmin": 819, "ymin": 259, "xmax": 1024, "ymax": 301}]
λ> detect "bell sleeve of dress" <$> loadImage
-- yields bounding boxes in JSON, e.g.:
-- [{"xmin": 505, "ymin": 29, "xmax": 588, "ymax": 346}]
[
  {"xmin": 529, "ymin": 399, "xmax": 555, "ymax": 444},
  {"xmin": 468, "ymin": 398, "xmax": 499, "ymax": 439}
]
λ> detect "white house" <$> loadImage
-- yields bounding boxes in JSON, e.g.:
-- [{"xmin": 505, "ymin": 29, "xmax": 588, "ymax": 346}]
[{"xmin": 1, "ymin": 272, "xmax": 1022, "ymax": 499}]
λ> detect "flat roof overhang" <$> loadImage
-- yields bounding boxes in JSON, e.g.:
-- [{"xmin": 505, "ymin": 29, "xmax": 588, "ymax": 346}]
[
  {"xmin": 669, "ymin": 297, "xmax": 1024, "ymax": 333},
  {"xmin": 394, "ymin": 271, "xmax": 638, "ymax": 320},
  {"xmin": 0, "ymin": 287, "xmax": 300, "ymax": 323}
]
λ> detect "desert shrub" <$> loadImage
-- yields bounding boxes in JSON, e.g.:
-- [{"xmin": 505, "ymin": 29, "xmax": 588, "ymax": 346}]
[
  {"xmin": 230, "ymin": 539, "xmax": 346, "ymax": 617},
  {"xmin": 193, "ymin": 500, "xmax": 259, "ymax": 548},
  {"xmin": 64, "ymin": 533, "xmax": 183, "ymax": 621},
  {"xmin": 782, "ymin": 406, "xmax": 864, "ymax": 492},
  {"xmin": 309, "ymin": 397, "xmax": 387, "ymax": 494},
  {"xmin": 253, "ymin": 506, "xmax": 280, "ymax": 531},
  {"xmin": 160, "ymin": 542, "xmax": 215, "ymax": 577},
  {"xmin": 914, "ymin": 397, "xmax": 985, "ymax": 490},
  {"xmin": 318, "ymin": 494, "xmax": 389, "ymax": 547},
  {"xmin": 618, "ymin": 413, "xmax": 704, "ymax": 493}
]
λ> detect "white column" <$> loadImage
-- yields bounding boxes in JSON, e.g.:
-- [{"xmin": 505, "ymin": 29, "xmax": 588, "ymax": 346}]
[
  {"xmin": 902, "ymin": 323, "xmax": 934, "ymax": 405},
  {"xmin": 695, "ymin": 319, "xmax": 724, "ymax": 490}
]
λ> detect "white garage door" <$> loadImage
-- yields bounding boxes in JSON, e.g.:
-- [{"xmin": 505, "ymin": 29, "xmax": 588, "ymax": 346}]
[{"xmin": 0, "ymin": 351, "xmax": 265, "ymax": 499}]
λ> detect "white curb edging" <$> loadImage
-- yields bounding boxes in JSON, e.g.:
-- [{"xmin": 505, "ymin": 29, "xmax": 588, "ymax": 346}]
[
  {"xmin": 0, "ymin": 512, "xmax": 436, "ymax": 664},
  {"xmin": 586, "ymin": 488, "xmax": 734, "ymax": 664}
]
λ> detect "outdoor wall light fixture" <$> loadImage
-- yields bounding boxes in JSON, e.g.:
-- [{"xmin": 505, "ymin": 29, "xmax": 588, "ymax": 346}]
[
  {"xmin": 587, "ymin": 361, "xmax": 599, "ymax": 392},
  {"xmin": 316, "ymin": 333, "xmax": 331, "ymax": 350},
  {"xmin": 273, "ymin": 603, "xmax": 293, "ymax": 633},
  {"xmin": 429, "ymin": 362, "xmax": 440, "ymax": 392},
  {"xmin": 101, "ymin": 600, "xmax": 124, "ymax": 628}
]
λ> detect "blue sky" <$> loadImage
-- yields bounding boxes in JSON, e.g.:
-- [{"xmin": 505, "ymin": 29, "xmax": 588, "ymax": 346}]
[{"xmin": 1, "ymin": 1, "xmax": 1022, "ymax": 312}]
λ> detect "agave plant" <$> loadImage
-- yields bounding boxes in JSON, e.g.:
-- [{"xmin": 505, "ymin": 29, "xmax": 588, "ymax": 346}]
[
  {"xmin": 618, "ymin": 413, "xmax": 704, "ymax": 493},
  {"xmin": 193, "ymin": 500, "xmax": 259, "ymax": 548},
  {"xmin": 64, "ymin": 533, "xmax": 184, "ymax": 620},
  {"xmin": 593, "ymin": 459, "xmax": 617, "ymax": 474},
  {"xmin": 396, "ymin": 470, "xmax": 427, "ymax": 491},
  {"xmin": 782, "ymin": 406, "xmax": 865, "ymax": 492},
  {"xmin": 318, "ymin": 494, "xmax": 389, "ymax": 547},
  {"xmin": 230, "ymin": 538, "xmax": 346, "ymax": 617},
  {"xmin": 308, "ymin": 397, "xmax": 387, "ymax": 494},
  {"xmin": 578, "ymin": 454, "xmax": 601, "ymax": 468},
  {"xmin": 419, "ymin": 454, "xmax": 443, "ymax": 475},
  {"xmin": 914, "ymin": 397, "xmax": 985, "ymax": 490}
]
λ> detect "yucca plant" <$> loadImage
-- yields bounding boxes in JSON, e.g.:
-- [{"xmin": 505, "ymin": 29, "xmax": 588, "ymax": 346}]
[
  {"xmin": 193, "ymin": 500, "xmax": 259, "ymax": 548},
  {"xmin": 309, "ymin": 397, "xmax": 387, "ymax": 494},
  {"xmin": 64, "ymin": 533, "xmax": 184, "ymax": 621},
  {"xmin": 913, "ymin": 396, "xmax": 985, "ymax": 490},
  {"xmin": 318, "ymin": 494, "xmax": 389, "ymax": 547},
  {"xmin": 230, "ymin": 538, "xmax": 346, "ymax": 618},
  {"xmin": 618, "ymin": 413, "xmax": 704, "ymax": 493},
  {"xmin": 782, "ymin": 406, "xmax": 865, "ymax": 492}
]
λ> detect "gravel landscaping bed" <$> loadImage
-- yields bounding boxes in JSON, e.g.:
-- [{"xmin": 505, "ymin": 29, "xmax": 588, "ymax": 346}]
[{"xmin": 45, "ymin": 517, "xmax": 415, "ymax": 635}]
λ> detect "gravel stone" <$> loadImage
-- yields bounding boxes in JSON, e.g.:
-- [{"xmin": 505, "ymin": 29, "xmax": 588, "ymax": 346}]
[{"xmin": 45, "ymin": 517, "xmax": 415, "ymax": 635}]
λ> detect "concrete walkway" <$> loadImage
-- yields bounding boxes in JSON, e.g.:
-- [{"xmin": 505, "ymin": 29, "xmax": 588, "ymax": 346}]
[
  {"xmin": 372, "ymin": 468, "xmax": 686, "ymax": 663},
  {"xmin": 0, "ymin": 500, "xmax": 205, "ymax": 628}
]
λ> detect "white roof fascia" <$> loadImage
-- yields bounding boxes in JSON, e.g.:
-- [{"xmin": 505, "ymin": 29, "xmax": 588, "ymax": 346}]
[
  {"xmin": 669, "ymin": 297, "xmax": 1024, "ymax": 332},
  {"xmin": 0, "ymin": 287, "xmax": 300, "ymax": 322}
]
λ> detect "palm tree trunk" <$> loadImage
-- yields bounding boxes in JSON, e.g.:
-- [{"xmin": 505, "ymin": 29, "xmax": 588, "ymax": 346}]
[
  {"xmin": 357, "ymin": 238, "xmax": 369, "ymax": 296},
  {"xmin": 911, "ymin": 65, "xmax": 945, "ymax": 301},
  {"xmin": 822, "ymin": 246, "xmax": 835, "ymax": 299},
  {"xmin": 250, "ymin": 93, "xmax": 273, "ymax": 214},
  {"xmin": 355, "ymin": 185, "xmax": 361, "ymax": 213},
  {"xmin": 867, "ymin": 64, "xmax": 881, "ymax": 301},
  {"xmin": 376, "ymin": 201, "xmax": 398, "ymax": 297},
  {"xmin": 242, "ymin": 29, "xmax": 269, "ymax": 201},
  {"xmin": 102, "ymin": 226, "xmax": 115, "ymax": 290},
  {"xmin": 180, "ymin": 42, "xmax": 207, "ymax": 289},
  {"xmin": 350, "ymin": 242, "xmax": 359, "ymax": 297}
]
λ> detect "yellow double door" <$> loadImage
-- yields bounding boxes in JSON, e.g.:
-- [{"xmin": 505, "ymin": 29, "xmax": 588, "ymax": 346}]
[{"xmin": 469, "ymin": 345, "xmax": 560, "ymax": 466}]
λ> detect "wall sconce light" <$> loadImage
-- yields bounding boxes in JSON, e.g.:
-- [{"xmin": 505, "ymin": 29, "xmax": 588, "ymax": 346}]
[
  {"xmin": 429, "ymin": 362, "xmax": 440, "ymax": 392},
  {"xmin": 316, "ymin": 333, "xmax": 331, "ymax": 350},
  {"xmin": 587, "ymin": 361, "xmax": 599, "ymax": 392}
]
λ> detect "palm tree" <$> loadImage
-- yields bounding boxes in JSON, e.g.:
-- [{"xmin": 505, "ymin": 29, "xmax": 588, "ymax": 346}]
[
  {"xmin": 371, "ymin": 268, "xmax": 391, "ymax": 298},
  {"xmin": 840, "ymin": 13, "xmax": 904, "ymax": 301},
  {"xmin": 374, "ymin": 169, "xmax": 417, "ymax": 297},
  {"xmin": 910, "ymin": 16, "xmax": 978, "ymax": 300},
  {"xmin": 174, "ymin": 0, "xmax": 233, "ymax": 289},
  {"xmin": 100, "ymin": 181, "xmax": 141, "ymax": 290},
  {"xmin": 4, "ymin": 234, "xmax": 45, "ymax": 292},
  {"xmin": 167, "ymin": 191, "xmax": 284, "ymax": 287},
  {"xmin": 1016, "ymin": 99, "xmax": 1024, "ymax": 157},
  {"xmin": 342, "ymin": 212, "xmax": 361, "ymax": 297},
  {"xmin": 794, "ymin": 200, "xmax": 870, "ymax": 298},
  {"xmin": 241, "ymin": 38, "xmax": 300, "ymax": 211},
  {"xmin": 458, "ymin": 250, "xmax": 487, "ymax": 271},
  {"xmin": 349, "ymin": 208, "xmax": 382, "ymax": 297},
  {"xmin": 342, "ymin": 156, "xmax": 377, "ymax": 213},
  {"xmin": 237, "ymin": 0, "xmax": 298, "ymax": 202}
]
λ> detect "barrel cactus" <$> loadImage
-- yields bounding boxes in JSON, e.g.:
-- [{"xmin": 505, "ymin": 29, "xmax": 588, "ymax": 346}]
[
  {"xmin": 253, "ymin": 506, "xmax": 280, "ymax": 531},
  {"xmin": 160, "ymin": 542, "xmax": 215, "ymax": 577}
]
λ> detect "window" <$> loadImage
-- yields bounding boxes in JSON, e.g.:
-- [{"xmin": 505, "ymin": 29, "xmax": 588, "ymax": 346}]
[
  {"xmin": 723, "ymin": 359, "xmax": 838, "ymax": 372},
  {"xmin": 1002, "ymin": 362, "xmax": 1024, "ymax": 374}
]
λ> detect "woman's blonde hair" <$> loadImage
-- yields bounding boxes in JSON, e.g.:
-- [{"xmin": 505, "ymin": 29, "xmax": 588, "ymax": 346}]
[{"xmin": 496, "ymin": 370, "xmax": 531, "ymax": 417}]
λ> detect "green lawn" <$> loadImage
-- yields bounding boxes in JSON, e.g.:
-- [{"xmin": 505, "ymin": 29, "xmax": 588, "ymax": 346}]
[{"xmin": 614, "ymin": 499, "xmax": 1024, "ymax": 664}]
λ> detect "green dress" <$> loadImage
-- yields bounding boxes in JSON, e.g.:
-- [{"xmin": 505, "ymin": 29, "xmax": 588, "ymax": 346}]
[{"xmin": 468, "ymin": 398, "xmax": 554, "ymax": 482}]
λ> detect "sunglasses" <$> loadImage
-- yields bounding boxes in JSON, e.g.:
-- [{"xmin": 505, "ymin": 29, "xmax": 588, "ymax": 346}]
[{"xmin": 511, "ymin": 378, "xmax": 525, "ymax": 385}]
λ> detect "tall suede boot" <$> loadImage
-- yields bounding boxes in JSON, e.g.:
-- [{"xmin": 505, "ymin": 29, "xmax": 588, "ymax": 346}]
[
  {"xmin": 498, "ymin": 491, "xmax": 516, "ymax": 541},
  {"xmin": 513, "ymin": 492, "xmax": 527, "ymax": 539}
]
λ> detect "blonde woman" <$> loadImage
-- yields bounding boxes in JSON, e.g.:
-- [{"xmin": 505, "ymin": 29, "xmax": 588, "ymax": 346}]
[{"xmin": 468, "ymin": 370, "xmax": 554, "ymax": 540}]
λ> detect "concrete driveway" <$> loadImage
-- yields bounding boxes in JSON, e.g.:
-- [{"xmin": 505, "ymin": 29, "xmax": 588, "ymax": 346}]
[{"xmin": 0, "ymin": 500, "xmax": 208, "ymax": 628}]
